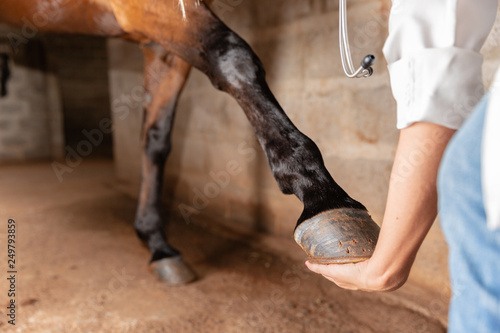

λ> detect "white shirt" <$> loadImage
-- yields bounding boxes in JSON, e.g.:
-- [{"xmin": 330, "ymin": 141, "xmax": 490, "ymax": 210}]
[{"xmin": 383, "ymin": 0, "xmax": 500, "ymax": 229}]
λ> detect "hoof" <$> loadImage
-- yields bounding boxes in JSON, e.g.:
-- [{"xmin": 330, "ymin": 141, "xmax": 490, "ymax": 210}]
[
  {"xmin": 294, "ymin": 208, "xmax": 380, "ymax": 264},
  {"xmin": 150, "ymin": 256, "xmax": 197, "ymax": 285}
]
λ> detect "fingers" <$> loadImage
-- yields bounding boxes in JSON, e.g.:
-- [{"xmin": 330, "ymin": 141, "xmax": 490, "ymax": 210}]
[
  {"xmin": 306, "ymin": 260, "xmax": 360, "ymax": 280},
  {"xmin": 304, "ymin": 261, "xmax": 335, "ymax": 276},
  {"xmin": 305, "ymin": 259, "xmax": 408, "ymax": 292},
  {"xmin": 305, "ymin": 261, "xmax": 354, "ymax": 288},
  {"xmin": 305, "ymin": 260, "xmax": 367, "ymax": 291}
]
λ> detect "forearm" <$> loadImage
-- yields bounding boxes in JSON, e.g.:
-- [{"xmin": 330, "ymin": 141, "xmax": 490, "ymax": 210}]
[
  {"xmin": 306, "ymin": 0, "xmax": 496, "ymax": 291},
  {"xmin": 306, "ymin": 122, "xmax": 455, "ymax": 291},
  {"xmin": 367, "ymin": 122, "xmax": 455, "ymax": 290}
]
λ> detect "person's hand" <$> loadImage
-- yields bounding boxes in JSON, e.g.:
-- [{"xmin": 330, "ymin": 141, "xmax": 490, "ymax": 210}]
[
  {"xmin": 305, "ymin": 258, "xmax": 408, "ymax": 292},
  {"xmin": 305, "ymin": 123, "xmax": 455, "ymax": 293}
]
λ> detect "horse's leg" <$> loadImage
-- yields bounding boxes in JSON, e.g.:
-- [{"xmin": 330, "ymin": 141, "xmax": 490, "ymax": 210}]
[
  {"xmin": 110, "ymin": 1, "xmax": 365, "ymax": 221},
  {"xmin": 135, "ymin": 42, "xmax": 196, "ymax": 284},
  {"xmin": 111, "ymin": 1, "xmax": 378, "ymax": 263}
]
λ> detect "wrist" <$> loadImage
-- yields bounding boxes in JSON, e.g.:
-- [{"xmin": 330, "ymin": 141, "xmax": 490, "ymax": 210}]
[{"xmin": 364, "ymin": 250, "xmax": 413, "ymax": 291}]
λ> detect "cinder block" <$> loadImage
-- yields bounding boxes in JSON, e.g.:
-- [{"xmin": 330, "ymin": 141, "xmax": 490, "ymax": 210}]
[
  {"xmin": 0, "ymin": 37, "xmax": 59, "ymax": 162},
  {"xmin": 0, "ymin": 102, "xmax": 24, "ymax": 114},
  {"xmin": 2, "ymin": 136, "xmax": 27, "ymax": 146}
]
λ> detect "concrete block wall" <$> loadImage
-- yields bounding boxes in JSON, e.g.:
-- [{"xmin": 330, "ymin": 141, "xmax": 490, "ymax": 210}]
[
  {"xmin": 0, "ymin": 25, "xmax": 63, "ymax": 161},
  {"xmin": 0, "ymin": 66, "xmax": 49, "ymax": 160},
  {"xmin": 107, "ymin": 38, "xmax": 144, "ymax": 182},
  {"xmin": 0, "ymin": 29, "xmax": 112, "ymax": 164}
]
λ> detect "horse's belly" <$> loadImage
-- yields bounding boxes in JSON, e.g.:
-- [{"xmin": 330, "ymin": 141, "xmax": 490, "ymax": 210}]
[{"xmin": 0, "ymin": 0, "xmax": 124, "ymax": 36}]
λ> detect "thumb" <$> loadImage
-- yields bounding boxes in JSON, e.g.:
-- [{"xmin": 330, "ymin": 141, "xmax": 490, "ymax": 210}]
[{"xmin": 305, "ymin": 261, "xmax": 339, "ymax": 275}]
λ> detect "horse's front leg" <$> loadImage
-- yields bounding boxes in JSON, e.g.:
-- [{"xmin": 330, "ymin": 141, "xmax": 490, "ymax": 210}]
[
  {"xmin": 111, "ymin": 0, "xmax": 380, "ymax": 264},
  {"xmin": 134, "ymin": 43, "xmax": 196, "ymax": 284},
  {"xmin": 199, "ymin": 33, "xmax": 380, "ymax": 263},
  {"xmin": 202, "ymin": 35, "xmax": 380, "ymax": 263},
  {"xmin": 196, "ymin": 24, "xmax": 367, "ymax": 224}
]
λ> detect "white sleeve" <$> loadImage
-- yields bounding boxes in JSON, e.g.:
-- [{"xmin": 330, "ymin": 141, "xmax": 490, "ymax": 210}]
[
  {"xmin": 484, "ymin": 68, "xmax": 500, "ymax": 230},
  {"xmin": 383, "ymin": 0, "xmax": 498, "ymax": 130}
]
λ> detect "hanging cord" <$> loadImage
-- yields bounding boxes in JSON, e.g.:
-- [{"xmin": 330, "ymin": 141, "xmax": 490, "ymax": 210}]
[{"xmin": 339, "ymin": 0, "xmax": 375, "ymax": 78}]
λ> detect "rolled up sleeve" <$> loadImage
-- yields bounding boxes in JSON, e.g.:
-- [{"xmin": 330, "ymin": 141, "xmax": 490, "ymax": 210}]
[{"xmin": 383, "ymin": 0, "xmax": 498, "ymax": 130}]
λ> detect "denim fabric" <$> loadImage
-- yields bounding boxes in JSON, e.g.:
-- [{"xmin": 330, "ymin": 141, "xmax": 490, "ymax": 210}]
[{"xmin": 438, "ymin": 94, "xmax": 500, "ymax": 333}]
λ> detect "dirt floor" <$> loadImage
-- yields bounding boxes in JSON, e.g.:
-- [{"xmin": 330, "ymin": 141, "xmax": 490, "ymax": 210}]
[{"xmin": 0, "ymin": 160, "xmax": 448, "ymax": 332}]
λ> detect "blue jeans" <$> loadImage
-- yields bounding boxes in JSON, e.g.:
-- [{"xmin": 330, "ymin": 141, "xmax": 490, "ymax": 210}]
[{"xmin": 438, "ymin": 94, "xmax": 500, "ymax": 332}]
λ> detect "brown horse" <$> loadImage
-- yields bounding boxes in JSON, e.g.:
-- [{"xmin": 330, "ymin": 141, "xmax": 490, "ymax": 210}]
[{"xmin": 0, "ymin": 0, "xmax": 376, "ymax": 284}]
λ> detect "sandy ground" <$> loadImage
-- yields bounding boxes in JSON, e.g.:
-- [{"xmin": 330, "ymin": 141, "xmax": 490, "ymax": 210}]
[{"xmin": 0, "ymin": 160, "xmax": 448, "ymax": 332}]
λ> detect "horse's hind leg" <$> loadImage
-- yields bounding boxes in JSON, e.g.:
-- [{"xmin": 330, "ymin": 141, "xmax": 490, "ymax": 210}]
[{"xmin": 134, "ymin": 43, "xmax": 195, "ymax": 285}]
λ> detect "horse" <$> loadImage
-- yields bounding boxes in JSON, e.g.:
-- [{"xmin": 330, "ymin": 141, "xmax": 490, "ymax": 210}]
[{"xmin": 0, "ymin": 0, "xmax": 378, "ymax": 284}]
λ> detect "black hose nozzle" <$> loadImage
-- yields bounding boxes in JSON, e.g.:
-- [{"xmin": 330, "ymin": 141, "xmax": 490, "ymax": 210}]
[{"xmin": 361, "ymin": 55, "xmax": 375, "ymax": 69}]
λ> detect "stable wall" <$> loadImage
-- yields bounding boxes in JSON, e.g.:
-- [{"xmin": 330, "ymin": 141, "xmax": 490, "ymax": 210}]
[
  {"xmin": 0, "ymin": 25, "xmax": 63, "ymax": 161},
  {"xmin": 0, "ymin": 27, "xmax": 113, "ymax": 163}
]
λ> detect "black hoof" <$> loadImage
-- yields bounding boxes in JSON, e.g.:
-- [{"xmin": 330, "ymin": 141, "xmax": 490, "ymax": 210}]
[
  {"xmin": 150, "ymin": 256, "xmax": 197, "ymax": 285},
  {"xmin": 294, "ymin": 208, "xmax": 380, "ymax": 264}
]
